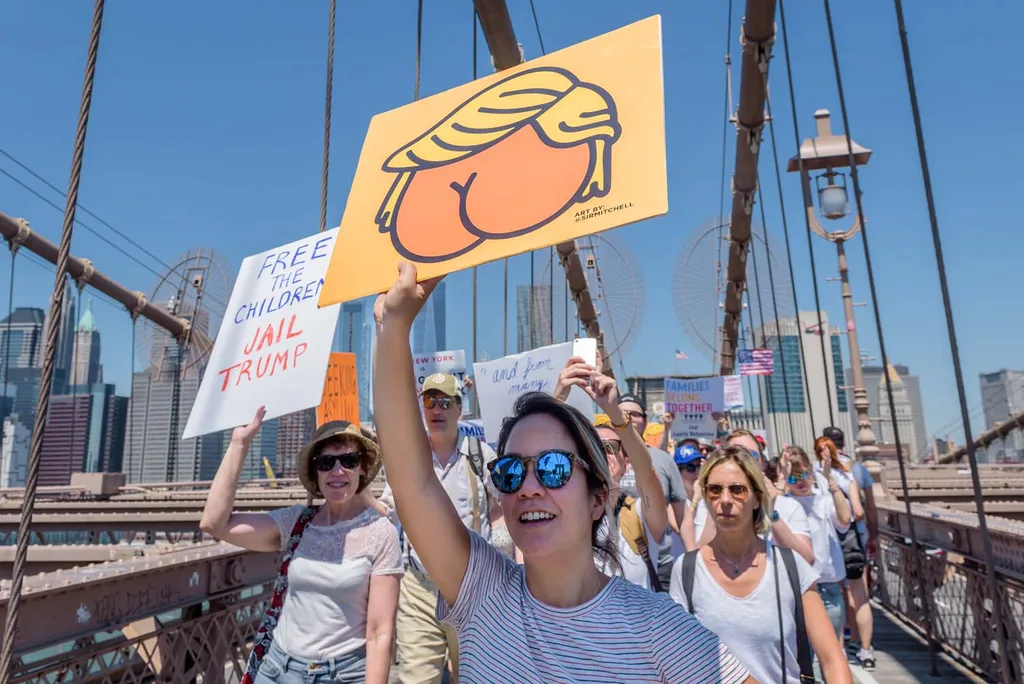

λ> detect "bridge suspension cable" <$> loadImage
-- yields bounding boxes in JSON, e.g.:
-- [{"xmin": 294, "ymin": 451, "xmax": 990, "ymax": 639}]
[
  {"xmin": 713, "ymin": 0, "xmax": 734, "ymax": 376},
  {"xmin": 884, "ymin": 0, "xmax": 1010, "ymax": 677},
  {"xmin": 320, "ymin": 0, "xmax": 336, "ymax": 234},
  {"xmin": 0, "ymin": 1, "xmax": 106, "ymax": 681}
]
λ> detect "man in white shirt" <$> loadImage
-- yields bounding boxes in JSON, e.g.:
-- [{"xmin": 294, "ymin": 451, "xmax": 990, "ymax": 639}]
[
  {"xmin": 378, "ymin": 373, "xmax": 494, "ymax": 684},
  {"xmin": 694, "ymin": 429, "xmax": 814, "ymax": 563}
]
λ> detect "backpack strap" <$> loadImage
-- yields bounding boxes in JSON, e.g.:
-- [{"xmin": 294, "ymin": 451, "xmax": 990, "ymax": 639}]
[
  {"xmin": 464, "ymin": 436, "xmax": 488, "ymax": 534},
  {"xmin": 777, "ymin": 546, "xmax": 815, "ymax": 681},
  {"xmin": 617, "ymin": 497, "xmax": 664, "ymax": 592},
  {"xmin": 679, "ymin": 550, "xmax": 698, "ymax": 614}
]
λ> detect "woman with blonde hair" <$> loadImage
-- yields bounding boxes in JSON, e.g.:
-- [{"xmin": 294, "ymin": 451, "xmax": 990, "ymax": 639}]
[
  {"xmin": 670, "ymin": 446, "xmax": 852, "ymax": 683},
  {"xmin": 372, "ymin": 262, "xmax": 752, "ymax": 682}
]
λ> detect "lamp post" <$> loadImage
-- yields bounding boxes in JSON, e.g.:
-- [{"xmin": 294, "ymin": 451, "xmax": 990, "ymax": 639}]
[{"xmin": 787, "ymin": 109, "xmax": 878, "ymax": 460}]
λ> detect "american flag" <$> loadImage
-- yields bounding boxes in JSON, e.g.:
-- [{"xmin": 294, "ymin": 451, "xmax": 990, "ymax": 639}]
[
  {"xmin": 675, "ymin": 350, "xmax": 688, "ymax": 360},
  {"xmin": 737, "ymin": 348, "xmax": 774, "ymax": 375}
]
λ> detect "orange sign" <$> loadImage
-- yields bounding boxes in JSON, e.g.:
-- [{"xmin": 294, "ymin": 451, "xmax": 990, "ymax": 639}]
[
  {"xmin": 317, "ymin": 352, "xmax": 360, "ymax": 427},
  {"xmin": 319, "ymin": 15, "xmax": 666, "ymax": 306}
]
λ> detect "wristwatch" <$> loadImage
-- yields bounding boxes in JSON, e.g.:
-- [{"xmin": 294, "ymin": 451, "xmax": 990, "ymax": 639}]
[{"xmin": 770, "ymin": 510, "xmax": 780, "ymax": 523}]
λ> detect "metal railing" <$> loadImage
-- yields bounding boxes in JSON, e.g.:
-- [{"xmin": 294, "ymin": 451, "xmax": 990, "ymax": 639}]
[{"xmin": 874, "ymin": 530, "xmax": 1023, "ymax": 682}]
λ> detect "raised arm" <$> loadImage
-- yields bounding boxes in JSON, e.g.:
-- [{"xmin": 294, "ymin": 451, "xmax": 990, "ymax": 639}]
[
  {"xmin": 587, "ymin": 373, "xmax": 667, "ymax": 542},
  {"xmin": 199, "ymin": 406, "xmax": 282, "ymax": 552},
  {"xmin": 803, "ymin": 587, "xmax": 853, "ymax": 683},
  {"xmin": 847, "ymin": 476, "xmax": 866, "ymax": 521},
  {"xmin": 372, "ymin": 262, "xmax": 468, "ymax": 606}
]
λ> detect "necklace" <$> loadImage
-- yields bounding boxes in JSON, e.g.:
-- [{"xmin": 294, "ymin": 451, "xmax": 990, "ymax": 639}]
[{"xmin": 711, "ymin": 545, "xmax": 758, "ymax": 577}]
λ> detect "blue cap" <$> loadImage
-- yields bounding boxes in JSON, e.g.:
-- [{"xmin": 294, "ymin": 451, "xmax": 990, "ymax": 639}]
[{"xmin": 674, "ymin": 443, "xmax": 703, "ymax": 466}]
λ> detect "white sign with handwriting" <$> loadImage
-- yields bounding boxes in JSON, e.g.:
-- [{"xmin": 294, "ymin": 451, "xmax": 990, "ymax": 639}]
[{"xmin": 473, "ymin": 341, "xmax": 595, "ymax": 441}]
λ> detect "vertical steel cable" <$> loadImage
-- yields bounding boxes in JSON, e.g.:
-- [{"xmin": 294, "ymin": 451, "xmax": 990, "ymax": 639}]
[
  {"xmin": 777, "ymin": 0, "xmax": 835, "ymax": 429},
  {"xmin": 744, "ymin": 299, "xmax": 773, "ymax": 436},
  {"xmin": 529, "ymin": 253, "xmax": 535, "ymax": 346},
  {"xmin": 714, "ymin": 0, "xmax": 734, "ymax": 374},
  {"xmin": 746, "ymin": 222, "xmax": 780, "ymax": 440},
  {"xmin": 128, "ymin": 315, "xmax": 136, "ymax": 480},
  {"xmin": 319, "ymin": 0, "xmax": 336, "ymax": 234},
  {"xmin": 764, "ymin": 90, "xmax": 817, "ymax": 438},
  {"xmin": 529, "ymin": 0, "xmax": 546, "ymax": 352},
  {"xmin": 890, "ymin": 0, "xmax": 1003, "ymax": 675},
  {"xmin": 471, "ymin": 6, "xmax": 478, "ymax": 365},
  {"xmin": 69, "ymin": 286, "xmax": 82, "ymax": 464},
  {"xmin": 755, "ymin": 187, "xmax": 796, "ymax": 443},
  {"xmin": 0, "ymin": 252, "xmax": 16, "ymax": 459},
  {"xmin": 0, "ymin": 2, "xmax": 105, "ymax": 679},
  {"xmin": 414, "ymin": 0, "xmax": 423, "ymax": 101}
]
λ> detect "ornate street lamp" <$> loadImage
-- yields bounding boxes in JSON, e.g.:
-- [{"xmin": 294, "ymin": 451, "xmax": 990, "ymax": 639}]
[{"xmin": 787, "ymin": 109, "xmax": 878, "ymax": 459}]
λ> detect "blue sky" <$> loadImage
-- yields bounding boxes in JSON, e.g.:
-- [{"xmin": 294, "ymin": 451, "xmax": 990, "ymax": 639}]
[{"xmin": 0, "ymin": 1, "xmax": 1020, "ymax": 447}]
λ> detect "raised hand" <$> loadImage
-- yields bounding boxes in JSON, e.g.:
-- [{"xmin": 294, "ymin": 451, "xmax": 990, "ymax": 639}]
[
  {"xmin": 553, "ymin": 356, "xmax": 594, "ymax": 402},
  {"xmin": 821, "ymin": 453, "xmax": 832, "ymax": 479},
  {"xmin": 583, "ymin": 371, "xmax": 619, "ymax": 413},
  {"xmin": 232, "ymin": 405, "xmax": 266, "ymax": 445},
  {"xmin": 375, "ymin": 261, "xmax": 444, "ymax": 332}
]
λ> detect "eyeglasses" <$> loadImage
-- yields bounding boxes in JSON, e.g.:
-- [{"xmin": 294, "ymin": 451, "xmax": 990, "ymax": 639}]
[
  {"xmin": 312, "ymin": 452, "xmax": 362, "ymax": 472},
  {"xmin": 678, "ymin": 462, "xmax": 701, "ymax": 474},
  {"xmin": 786, "ymin": 471, "xmax": 811, "ymax": 485},
  {"xmin": 622, "ymin": 409, "xmax": 645, "ymax": 420},
  {"xmin": 602, "ymin": 440, "xmax": 623, "ymax": 456},
  {"xmin": 704, "ymin": 483, "xmax": 751, "ymax": 501},
  {"xmin": 487, "ymin": 450, "xmax": 589, "ymax": 494},
  {"xmin": 423, "ymin": 395, "xmax": 457, "ymax": 410}
]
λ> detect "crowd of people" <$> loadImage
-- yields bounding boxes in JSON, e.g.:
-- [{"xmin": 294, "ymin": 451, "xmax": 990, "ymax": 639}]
[{"xmin": 202, "ymin": 262, "xmax": 879, "ymax": 683}]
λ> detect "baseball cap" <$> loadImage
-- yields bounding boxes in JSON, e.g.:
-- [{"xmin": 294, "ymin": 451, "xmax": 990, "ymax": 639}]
[
  {"xmin": 420, "ymin": 373, "xmax": 461, "ymax": 398},
  {"xmin": 674, "ymin": 442, "xmax": 703, "ymax": 466},
  {"xmin": 617, "ymin": 394, "xmax": 647, "ymax": 413},
  {"xmin": 822, "ymin": 426, "xmax": 845, "ymax": 448}
]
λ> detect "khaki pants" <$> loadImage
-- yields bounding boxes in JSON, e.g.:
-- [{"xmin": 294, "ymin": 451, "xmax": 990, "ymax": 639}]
[{"xmin": 395, "ymin": 569, "xmax": 460, "ymax": 684}]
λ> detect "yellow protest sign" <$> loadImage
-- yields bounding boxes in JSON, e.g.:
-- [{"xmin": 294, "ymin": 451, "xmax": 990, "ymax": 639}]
[{"xmin": 319, "ymin": 15, "xmax": 666, "ymax": 306}]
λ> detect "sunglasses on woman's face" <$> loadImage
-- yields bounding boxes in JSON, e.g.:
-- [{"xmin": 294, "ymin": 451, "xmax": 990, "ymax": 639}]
[
  {"xmin": 313, "ymin": 452, "xmax": 362, "ymax": 472},
  {"xmin": 423, "ymin": 395, "xmax": 457, "ymax": 411},
  {"xmin": 704, "ymin": 483, "xmax": 751, "ymax": 501},
  {"xmin": 487, "ymin": 450, "xmax": 589, "ymax": 494},
  {"xmin": 786, "ymin": 471, "xmax": 812, "ymax": 485},
  {"xmin": 602, "ymin": 440, "xmax": 623, "ymax": 456}
]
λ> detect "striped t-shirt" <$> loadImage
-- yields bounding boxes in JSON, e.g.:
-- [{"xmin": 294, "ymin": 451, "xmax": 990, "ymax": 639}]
[{"xmin": 437, "ymin": 532, "xmax": 750, "ymax": 683}]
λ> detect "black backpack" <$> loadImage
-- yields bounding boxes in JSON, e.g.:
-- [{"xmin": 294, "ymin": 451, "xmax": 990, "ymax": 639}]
[
  {"xmin": 679, "ymin": 545, "xmax": 814, "ymax": 683},
  {"xmin": 839, "ymin": 526, "xmax": 866, "ymax": 580}
]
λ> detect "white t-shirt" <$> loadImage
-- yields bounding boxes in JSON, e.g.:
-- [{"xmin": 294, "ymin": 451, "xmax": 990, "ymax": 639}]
[
  {"xmin": 267, "ymin": 505, "xmax": 403, "ymax": 660},
  {"xmin": 669, "ymin": 539, "xmax": 820, "ymax": 684},
  {"xmin": 438, "ymin": 532, "xmax": 750, "ymax": 683},
  {"xmin": 789, "ymin": 490, "xmax": 849, "ymax": 584},
  {"xmin": 770, "ymin": 494, "xmax": 812, "ymax": 543},
  {"xmin": 595, "ymin": 496, "xmax": 662, "ymax": 590}
]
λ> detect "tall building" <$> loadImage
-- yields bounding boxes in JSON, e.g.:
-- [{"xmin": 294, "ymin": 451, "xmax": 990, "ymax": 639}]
[
  {"xmin": 850, "ymin": 364, "xmax": 929, "ymax": 461},
  {"xmin": 276, "ymin": 408, "xmax": 316, "ymax": 477},
  {"xmin": 412, "ymin": 280, "xmax": 446, "ymax": 354},
  {"xmin": 1, "ymin": 415, "xmax": 29, "ymax": 488},
  {"xmin": 0, "ymin": 307, "xmax": 45, "ymax": 376},
  {"xmin": 70, "ymin": 299, "xmax": 103, "ymax": 389},
  {"xmin": 757, "ymin": 312, "xmax": 854, "ymax": 451},
  {"xmin": 516, "ymin": 284, "xmax": 553, "ymax": 352},
  {"xmin": 979, "ymin": 368, "xmax": 1024, "ymax": 461},
  {"xmin": 123, "ymin": 297, "xmax": 226, "ymax": 483},
  {"xmin": 38, "ymin": 384, "xmax": 129, "ymax": 486},
  {"xmin": 337, "ymin": 299, "xmax": 372, "ymax": 420}
]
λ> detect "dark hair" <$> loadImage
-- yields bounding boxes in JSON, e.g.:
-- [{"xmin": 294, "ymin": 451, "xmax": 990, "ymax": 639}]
[
  {"xmin": 496, "ymin": 392, "xmax": 619, "ymax": 570},
  {"xmin": 309, "ymin": 435, "xmax": 373, "ymax": 493},
  {"xmin": 822, "ymin": 426, "xmax": 845, "ymax": 449}
]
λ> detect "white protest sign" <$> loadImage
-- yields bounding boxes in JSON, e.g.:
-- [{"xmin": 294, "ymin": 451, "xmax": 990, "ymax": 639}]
[
  {"xmin": 473, "ymin": 341, "xmax": 595, "ymax": 441},
  {"xmin": 182, "ymin": 228, "xmax": 340, "ymax": 439},
  {"xmin": 414, "ymin": 349, "xmax": 469, "ymax": 416},
  {"xmin": 664, "ymin": 376, "xmax": 727, "ymax": 441},
  {"xmin": 723, "ymin": 374, "xmax": 745, "ymax": 411}
]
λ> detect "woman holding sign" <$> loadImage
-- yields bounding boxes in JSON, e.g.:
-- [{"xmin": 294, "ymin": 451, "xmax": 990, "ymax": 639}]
[
  {"xmin": 200, "ymin": 415, "xmax": 402, "ymax": 684},
  {"xmin": 372, "ymin": 262, "xmax": 752, "ymax": 683}
]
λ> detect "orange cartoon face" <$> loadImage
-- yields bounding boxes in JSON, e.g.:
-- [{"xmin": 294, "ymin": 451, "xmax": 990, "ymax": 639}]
[{"xmin": 374, "ymin": 66, "xmax": 621, "ymax": 263}]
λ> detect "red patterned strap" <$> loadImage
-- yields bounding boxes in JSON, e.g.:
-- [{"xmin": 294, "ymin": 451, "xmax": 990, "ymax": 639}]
[{"xmin": 240, "ymin": 506, "xmax": 318, "ymax": 684}]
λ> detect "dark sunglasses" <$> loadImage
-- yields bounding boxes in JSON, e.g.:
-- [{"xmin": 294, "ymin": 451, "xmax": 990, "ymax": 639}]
[
  {"xmin": 487, "ymin": 450, "xmax": 589, "ymax": 494},
  {"xmin": 423, "ymin": 395, "xmax": 457, "ymax": 410},
  {"xmin": 678, "ymin": 462, "xmax": 701, "ymax": 474},
  {"xmin": 602, "ymin": 440, "xmax": 623, "ymax": 456},
  {"xmin": 312, "ymin": 452, "xmax": 362, "ymax": 472},
  {"xmin": 705, "ymin": 483, "xmax": 751, "ymax": 501}
]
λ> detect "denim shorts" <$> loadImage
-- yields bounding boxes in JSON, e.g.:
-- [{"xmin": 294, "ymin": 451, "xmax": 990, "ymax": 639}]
[
  {"xmin": 254, "ymin": 641, "xmax": 368, "ymax": 684},
  {"xmin": 817, "ymin": 581, "xmax": 847, "ymax": 641}
]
